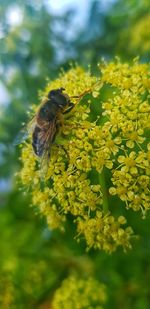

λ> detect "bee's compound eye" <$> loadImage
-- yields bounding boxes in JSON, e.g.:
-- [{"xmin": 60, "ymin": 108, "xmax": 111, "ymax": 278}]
[{"xmin": 48, "ymin": 90, "xmax": 56, "ymax": 97}]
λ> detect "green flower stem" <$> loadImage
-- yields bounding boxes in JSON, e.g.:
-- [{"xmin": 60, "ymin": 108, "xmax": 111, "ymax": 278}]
[{"xmin": 99, "ymin": 169, "xmax": 109, "ymax": 214}]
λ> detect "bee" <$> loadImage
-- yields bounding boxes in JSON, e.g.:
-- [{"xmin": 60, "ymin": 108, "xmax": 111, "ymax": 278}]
[
  {"xmin": 31, "ymin": 87, "xmax": 76, "ymax": 158},
  {"xmin": 14, "ymin": 88, "xmax": 77, "ymax": 168},
  {"xmin": 14, "ymin": 85, "xmax": 93, "ymax": 174}
]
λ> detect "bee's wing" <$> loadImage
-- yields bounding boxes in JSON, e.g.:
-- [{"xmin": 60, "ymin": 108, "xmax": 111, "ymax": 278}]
[
  {"xmin": 38, "ymin": 119, "xmax": 57, "ymax": 177},
  {"xmin": 13, "ymin": 116, "xmax": 36, "ymax": 145}
]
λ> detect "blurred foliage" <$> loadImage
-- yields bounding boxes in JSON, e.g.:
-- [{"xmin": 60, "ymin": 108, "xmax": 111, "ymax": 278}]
[
  {"xmin": 62, "ymin": 0, "xmax": 150, "ymax": 69},
  {"xmin": 0, "ymin": 0, "xmax": 150, "ymax": 308},
  {"xmin": 1, "ymin": 196, "xmax": 150, "ymax": 308}
]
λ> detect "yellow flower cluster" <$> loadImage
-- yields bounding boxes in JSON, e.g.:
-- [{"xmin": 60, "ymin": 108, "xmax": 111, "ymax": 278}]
[
  {"xmin": 0, "ymin": 276, "xmax": 14, "ymax": 308},
  {"xmin": 76, "ymin": 213, "xmax": 133, "ymax": 252},
  {"xmin": 20, "ymin": 61, "xmax": 149, "ymax": 252},
  {"xmin": 52, "ymin": 275, "xmax": 107, "ymax": 309},
  {"xmin": 101, "ymin": 60, "xmax": 150, "ymax": 216}
]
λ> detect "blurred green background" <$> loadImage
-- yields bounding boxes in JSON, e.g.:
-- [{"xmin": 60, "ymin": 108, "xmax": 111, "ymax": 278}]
[{"xmin": 0, "ymin": 0, "xmax": 150, "ymax": 308}]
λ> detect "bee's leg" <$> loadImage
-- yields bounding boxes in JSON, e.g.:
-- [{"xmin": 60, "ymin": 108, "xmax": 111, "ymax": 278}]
[
  {"xmin": 70, "ymin": 95, "xmax": 80, "ymax": 99},
  {"xmin": 63, "ymin": 102, "xmax": 75, "ymax": 114},
  {"xmin": 64, "ymin": 91, "xmax": 89, "ymax": 115},
  {"xmin": 70, "ymin": 90, "xmax": 91, "ymax": 100},
  {"xmin": 57, "ymin": 114, "xmax": 64, "ymax": 127},
  {"xmin": 53, "ymin": 142, "xmax": 68, "ymax": 158}
]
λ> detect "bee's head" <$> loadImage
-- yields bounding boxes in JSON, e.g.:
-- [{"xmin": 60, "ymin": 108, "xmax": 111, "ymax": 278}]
[{"xmin": 48, "ymin": 88, "xmax": 70, "ymax": 108}]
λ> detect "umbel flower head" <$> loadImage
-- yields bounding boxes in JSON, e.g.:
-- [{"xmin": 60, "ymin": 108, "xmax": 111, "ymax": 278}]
[
  {"xmin": 20, "ymin": 60, "xmax": 150, "ymax": 253},
  {"xmin": 52, "ymin": 275, "xmax": 107, "ymax": 309}
]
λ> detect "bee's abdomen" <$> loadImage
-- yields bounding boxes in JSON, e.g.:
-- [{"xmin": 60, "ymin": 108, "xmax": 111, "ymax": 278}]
[{"xmin": 32, "ymin": 126, "xmax": 45, "ymax": 157}]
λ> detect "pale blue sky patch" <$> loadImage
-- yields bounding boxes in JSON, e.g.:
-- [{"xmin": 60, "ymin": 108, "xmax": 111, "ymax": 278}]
[
  {"xmin": 6, "ymin": 5, "xmax": 23, "ymax": 27},
  {"xmin": 0, "ymin": 82, "xmax": 10, "ymax": 106}
]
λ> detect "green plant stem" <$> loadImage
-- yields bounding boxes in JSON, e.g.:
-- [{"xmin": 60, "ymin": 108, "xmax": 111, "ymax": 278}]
[{"xmin": 99, "ymin": 169, "xmax": 109, "ymax": 214}]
